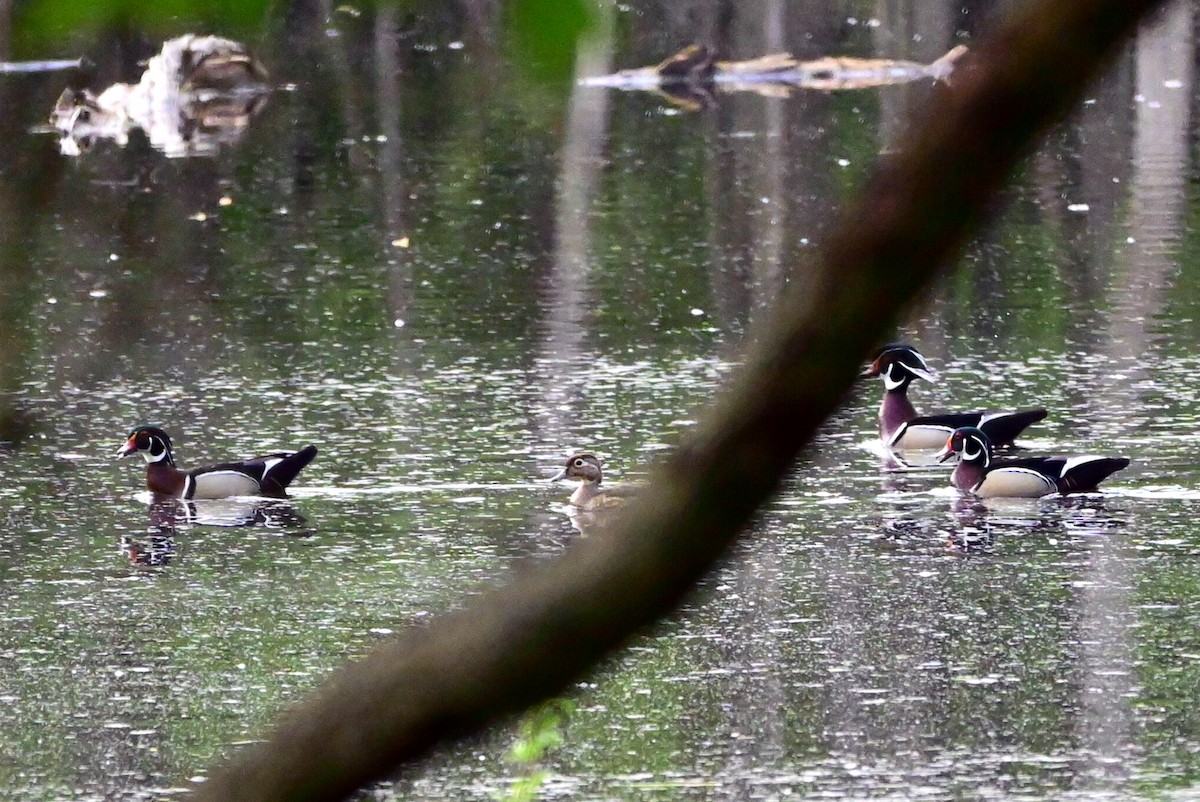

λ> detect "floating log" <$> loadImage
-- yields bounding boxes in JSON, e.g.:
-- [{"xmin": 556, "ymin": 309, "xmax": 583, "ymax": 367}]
[{"xmin": 580, "ymin": 44, "xmax": 969, "ymax": 108}]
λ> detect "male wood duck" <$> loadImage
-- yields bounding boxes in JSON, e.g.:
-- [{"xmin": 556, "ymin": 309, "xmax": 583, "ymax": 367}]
[
  {"xmin": 115, "ymin": 425, "xmax": 317, "ymax": 499},
  {"xmin": 863, "ymin": 343, "xmax": 1047, "ymax": 449},
  {"xmin": 936, "ymin": 426, "xmax": 1129, "ymax": 498},
  {"xmin": 549, "ymin": 452, "xmax": 629, "ymax": 511}
]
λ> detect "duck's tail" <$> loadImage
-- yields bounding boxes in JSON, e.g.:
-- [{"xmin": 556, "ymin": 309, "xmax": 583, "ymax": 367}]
[{"xmin": 260, "ymin": 445, "xmax": 318, "ymax": 497}]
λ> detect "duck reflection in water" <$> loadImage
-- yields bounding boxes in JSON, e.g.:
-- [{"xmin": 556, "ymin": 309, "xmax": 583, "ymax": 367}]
[
  {"xmin": 943, "ymin": 497, "xmax": 1002, "ymax": 553},
  {"xmin": 121, "ymin": 497, "xmax": 312, "ymax": 566},
  {"xmin": 943, "ymin": 494, "xmax": 1128, "ymax": 554},
  {"xmin": 560, "ymin": 506, "xmax": 615, "ymax": 536},
  {"xmin": 122, "ymin": 499, "xmax": 180, "ymax": 566}
]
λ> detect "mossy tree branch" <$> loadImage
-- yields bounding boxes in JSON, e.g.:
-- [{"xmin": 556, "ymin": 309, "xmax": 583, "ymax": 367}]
[{"xmin": 194, "ymin": 1, "xmax": 1166, "ymax": 799}]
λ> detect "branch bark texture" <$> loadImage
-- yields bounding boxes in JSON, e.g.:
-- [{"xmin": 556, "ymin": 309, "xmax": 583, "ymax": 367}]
[{"xmin": 195, "ymin": 1, "xmax": 1167, "ymax": 799}]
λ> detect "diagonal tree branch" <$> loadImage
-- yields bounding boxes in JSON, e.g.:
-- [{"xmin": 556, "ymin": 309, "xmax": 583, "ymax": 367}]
[{"xmin": 194, "ymin": 1, "xmax": 1166, "ymax": 799}]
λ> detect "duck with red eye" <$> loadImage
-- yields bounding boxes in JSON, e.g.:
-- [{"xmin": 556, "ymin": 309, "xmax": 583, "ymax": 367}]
[
  {"xmin": 116, "ymin": 424, "xmax": 317, "ymax": 500},
  {"xmin": 549, "ymin": 452, "xmax": 631, "ymax": 511},
  {"xmin": 936, "ymin": 426, "xmax": 1129, "ymax": 498},
  {"xmin": 862, "ymin": 343, "xmax": 1046, "ymax": 450}
]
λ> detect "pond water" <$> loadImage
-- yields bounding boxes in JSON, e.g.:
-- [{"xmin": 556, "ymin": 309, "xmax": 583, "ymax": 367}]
[{"xmin": 2, "ymin": 1, "xmax": 1200, "ymax": 800}]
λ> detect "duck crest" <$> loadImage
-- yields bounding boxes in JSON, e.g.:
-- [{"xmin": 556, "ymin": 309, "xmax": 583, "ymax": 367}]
[{"xmin": 123, "ymin": 424, "xmax": 176, "ymax": 466}]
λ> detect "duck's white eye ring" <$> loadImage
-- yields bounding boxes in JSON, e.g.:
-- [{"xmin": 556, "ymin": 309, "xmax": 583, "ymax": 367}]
[{"xmin": 573, "ymin": 458, "xmax": 585, "ymax": 468}]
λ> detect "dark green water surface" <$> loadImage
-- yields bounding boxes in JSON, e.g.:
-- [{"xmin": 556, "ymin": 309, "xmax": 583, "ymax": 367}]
[{"xmin": 3, "ymin": 2, "xmax": 1200, "ymax": 799}]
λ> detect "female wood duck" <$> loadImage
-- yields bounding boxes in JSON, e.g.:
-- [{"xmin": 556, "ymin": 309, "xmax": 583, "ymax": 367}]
[
  {"xmin": 115, "ymin": 425, "xmax": 317, "ymax": 500},
  {"xmin": 863, "ymin": 343, "xmax": 1047, "ymax": 449},
  {"xmin": 936, "ymin": 426, "xmax": 1129, "ymax": 498},
  {"xmin": 549, "ymin": 452, "xmax": 628, "ymax": 510}
]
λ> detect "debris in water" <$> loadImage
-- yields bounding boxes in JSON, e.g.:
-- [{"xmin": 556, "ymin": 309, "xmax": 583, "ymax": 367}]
[
  {"xmin": 580, "ymin": 44, "xmax": 968, "ymax": 110},
  {"xmin": 49, "ymin": 34, "xmax": 270, "ymax": 158},
  {"xmin": 0, "ymin": 58, "xmax": 85, "ymax": 73}
]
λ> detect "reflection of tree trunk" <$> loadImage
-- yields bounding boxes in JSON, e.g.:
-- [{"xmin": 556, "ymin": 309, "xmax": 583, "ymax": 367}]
[
  {"xmin": 818, "ymin": 547, "xmax": 881, "ymax": 761},
  {"xmin": 712, "ymin": 2, "xmax": 789, "ymax": 786},
  {"xmin": 1076, "ymin": 0, "xmax": 1193, "ymax": 787},
  {"xmin": 815, "ymin": 541, "xmax": 948, "ymax": 774},
  {"xmin": 281, "ymin": 0, "xmax": 332, "ymax": 210},
  {"xmin": 1111, "ymin": 0, "xmax": 1191, "ymax": 360},
  {"xmin": 374, "ymin": 6, "xmax": 414, "ymax": 358},
  {"xmin": 1042, "ymin": 55, "xmax": 1134, "ymax": 348},
  {"xmin": 530, "ymin": 10, "xmax": 615, "ymax": 453},
  {"xmin": 375, "ymin": 5, "xmax": 406, "ymax": 246},
  {"xmin": 195, "ymin": 3, "xmax": 1170, "ymax": 800},
  {"xmin": 706, "ymin": 104, "xmax": 753, "ymax": 339},
  {"xmin": 0, "ymin": 0, "xmax": 69, "ymax": 439},
  {"xmin": 752, "ymin": 0, "xmax": 786, "ymax": 316},
  {"xmin": 461, "ymin": 0, "xmax": 501, "ymax": 40},
  {"xmin": 714, "ymin": 540, "xmax": 787, "ymax": 800},
  {"xmin": 0, "ymin": 0, "xmax": 9, "ymax": 60},
  {"xmin": 706, "ymin": 0, "xmax": 841, "ymax": 347},
  {"xmin": 874, "ymin": 0, "xmax": 955, "ymax": 150},
  {"xmin": 322, "ymin": 0, "xmax": 366, "ymax": 174},
  {"xmin": 777, "ymin": 2, "xmax": 839, "ymax": 319},
  {"xmin": 705, "ymin": 0, "xmax": 788, "ymax": 342},
  {"xmin": 1074, "ymin": 534, "xmax": 1141, "ymax": 787}
]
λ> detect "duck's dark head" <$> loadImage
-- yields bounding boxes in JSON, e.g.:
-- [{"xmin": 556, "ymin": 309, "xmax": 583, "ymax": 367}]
[
  {"xmin": 550, "ymin": 452, "xmax": 604, "ymax": 486},
  {"xmin": 116, "ymin": 425, "xmax": 176, "ymax": 465},
  {"xmin": 937, "ymin": 426, "xmax": 991, "ymax": 466},
  {"xmin": 861, "ymin": 343, "xmax": 936, "ymax": 392}
]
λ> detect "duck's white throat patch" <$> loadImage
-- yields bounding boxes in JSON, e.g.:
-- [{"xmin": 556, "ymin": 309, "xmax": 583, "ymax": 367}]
[
  {"xmin": 142, "ymin": 436, "xmax": 169, "ymax": 463},
  {"xmin": 882, "ymin": 364, "xmax": 905, "ymax": 391}
]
